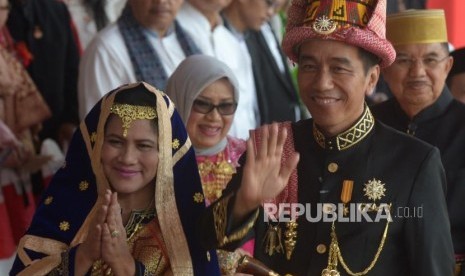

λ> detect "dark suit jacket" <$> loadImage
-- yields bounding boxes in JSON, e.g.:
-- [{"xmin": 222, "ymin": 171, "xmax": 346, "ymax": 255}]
[{"xmin": 245, "ymin": 28, "xmax": 302, "ymax": 124}]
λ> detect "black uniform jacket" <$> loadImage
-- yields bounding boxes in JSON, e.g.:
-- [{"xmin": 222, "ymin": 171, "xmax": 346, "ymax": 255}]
[
  {"xmin": 199, "ymin": 110, "xmax": 455, "ymax": 276},
  {"xmin": 372, "ymin": 88, "xmax": 465, "ymax": 255}
]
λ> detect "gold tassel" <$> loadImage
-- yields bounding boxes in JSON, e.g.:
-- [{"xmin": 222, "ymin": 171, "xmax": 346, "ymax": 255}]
[
  {"xmin": 284, "ymin": 220, "xmax": 298, "ymax": 260},
  {"xmin": 263, "ymin": 223, "xmax": 283, "ymax": 256},
  {"xmin": 321, "ymin": 221, "xmax": 340, "ymax": 276}
]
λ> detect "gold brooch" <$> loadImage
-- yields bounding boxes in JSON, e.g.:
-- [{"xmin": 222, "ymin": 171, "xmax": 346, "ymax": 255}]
[
  {"xmin": 44, "ymin": 196, "xmax": 53, "ymax": 205},
  {"xmin": 193, "ymin": 192, "xmax": 204, "ymax": 203},
  {"xmin": 172, "ymin": 139, "xmax": 180, "ymax": 150},
  {"xmin": 110, "ymin": 104, "xmax": 157, "ymax": 137},
  {"xmin": 312, "ymin": 15, "xmax": 337, "ymax": 35},
  {"xmin": 79, "ymin": 181, "xmax": 89, "ymax": 191},
  {"xmin": 59, "ymin": 221, "xmax": 70, "ymax": 231},
  {"xmin": 363, "ymin": 178, "xmax": 386, "ymax": 201}
]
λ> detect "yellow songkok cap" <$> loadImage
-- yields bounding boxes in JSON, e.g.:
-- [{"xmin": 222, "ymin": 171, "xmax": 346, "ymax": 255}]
[{"xmin": 386, "ymin": 9, "xmax": 448, "ymax": 46}]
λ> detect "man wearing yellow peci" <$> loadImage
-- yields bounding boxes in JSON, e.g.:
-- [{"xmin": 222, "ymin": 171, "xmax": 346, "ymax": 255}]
[{"xmin": 372, "ymin": 9, "xmax": 465, "ymax": 276}]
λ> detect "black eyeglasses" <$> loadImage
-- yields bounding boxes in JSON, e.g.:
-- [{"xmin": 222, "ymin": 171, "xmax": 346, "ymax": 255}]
[{"xmin": 192, "ymin": 99, "xmax": 237, "ymax": 115}]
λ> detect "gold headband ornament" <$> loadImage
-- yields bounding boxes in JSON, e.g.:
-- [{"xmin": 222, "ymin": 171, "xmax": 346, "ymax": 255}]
[{"xmin": 110, "ymin": 103, "xmax": 157, "ymax": 137}]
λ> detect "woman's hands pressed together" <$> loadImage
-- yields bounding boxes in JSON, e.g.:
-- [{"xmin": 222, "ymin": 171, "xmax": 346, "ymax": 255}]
[
  {"xmin": 76, "ymin": 190, "xmax": 135, "ymax": 276},
  {"xmin": 101, "ymin": 191, "xmax": 135, "ymax": 275}
]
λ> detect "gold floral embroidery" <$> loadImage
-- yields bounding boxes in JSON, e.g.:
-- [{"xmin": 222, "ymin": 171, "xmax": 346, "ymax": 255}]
[
  {"xmin": 59, "ymin": 221, "xmax": 70, "ymax": 231},
  {"xmin": 79, "ymin": 181, "xmax": 89, "ymax": 191},
  {"xmin": 172, "ymin": 139, "xmax": 180, "ymax": 150},
  {"xmin": 193, "ymin": 193, "xmax": 204, "ymax": 203},
  {"xmin": 44, "ymin": 196, "xmax": 53, "ymax": 205}
]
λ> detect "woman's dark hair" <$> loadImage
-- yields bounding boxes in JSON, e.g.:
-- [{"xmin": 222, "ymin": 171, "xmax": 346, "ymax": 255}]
[
  {"xmin": 113, "ymin": 84, "xmax": 157, "ymax": 106},
  {"xmin": 83, "ymin": 0, "xmax": 109, "ymax": 31}
]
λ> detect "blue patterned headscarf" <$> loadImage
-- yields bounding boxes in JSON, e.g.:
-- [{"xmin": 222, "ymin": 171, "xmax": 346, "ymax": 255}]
[{"xmin": 10, "ymin": 82, "xmax": 219, "ymax": 275}]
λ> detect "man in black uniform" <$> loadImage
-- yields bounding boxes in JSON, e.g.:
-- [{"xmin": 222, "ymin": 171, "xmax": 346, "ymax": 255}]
[
  {"xmin": 371, "ymin": 9, "xmax": 465, "ymax": 276},
  {"xmin": 199, "ymin": 0, "xmax": 455, "ymax": 275}
]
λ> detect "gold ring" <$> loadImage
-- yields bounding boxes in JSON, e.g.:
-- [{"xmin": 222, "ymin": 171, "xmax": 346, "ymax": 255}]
[{"xmin": 111, "ymin": 230, "xmax": 119, "ymax": 237}]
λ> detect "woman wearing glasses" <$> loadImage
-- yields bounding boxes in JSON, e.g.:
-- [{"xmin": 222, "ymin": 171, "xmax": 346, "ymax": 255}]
[{"xmin": 167, "ymin": 55, "xmax": 252, "ymax": 275}]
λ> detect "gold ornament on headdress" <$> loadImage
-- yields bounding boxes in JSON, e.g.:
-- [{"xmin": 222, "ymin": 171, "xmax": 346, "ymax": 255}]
[
  {"xmin": 312, "ymin": 15, "xmax": 337, "ymax": 35},
  {"xmin": 304, "ymin": 0, "xmax": 376, "ymax": 35},
  {"xmin": 110, "ymin": 104, "xmax": 157, "ymax": 137}
]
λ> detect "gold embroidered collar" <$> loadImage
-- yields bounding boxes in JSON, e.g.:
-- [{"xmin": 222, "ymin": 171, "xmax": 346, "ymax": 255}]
[{"xmin": 313, "ymin": 107, "xmax": 375, "ymax": 151}]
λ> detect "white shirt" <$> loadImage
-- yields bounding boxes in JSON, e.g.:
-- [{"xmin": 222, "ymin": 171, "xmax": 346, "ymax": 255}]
[
  {"xmin": 177, "ymin": 2, "xmax": 258, "ymax": 140},
  {"xmin": 64, "ymin": 0, "xmax": 127, "ymax": 50},
  {"xmin": 78, "ymin": 23, "xmax": 186, "ymax": 119},
  {"xmin": 144, "ymin": 29, "xmax": 185, "ymax": 76}
]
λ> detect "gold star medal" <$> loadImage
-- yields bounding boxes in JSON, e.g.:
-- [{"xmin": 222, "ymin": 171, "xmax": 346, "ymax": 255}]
[{"xmin": 363, "ymin": 178, "xmax": 386, "ymax": 211}]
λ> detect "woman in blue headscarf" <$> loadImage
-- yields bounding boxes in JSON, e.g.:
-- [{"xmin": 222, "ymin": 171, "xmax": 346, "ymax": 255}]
[{"xmin": 10, "ymin": 82, "xmax": 219, "ymax": 275}]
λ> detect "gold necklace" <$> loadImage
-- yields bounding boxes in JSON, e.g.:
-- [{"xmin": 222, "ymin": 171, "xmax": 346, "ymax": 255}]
[
  {"xmin": 198, "ymin": 150, "xmax": 236, "ymax": 203},
  {"xmin": 322, "ymin": 210, "xmax": 391, "ymax": 276},
  {"xmin": 126, "ymin": 207, "xmax": 156, "ymax": 242}
]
